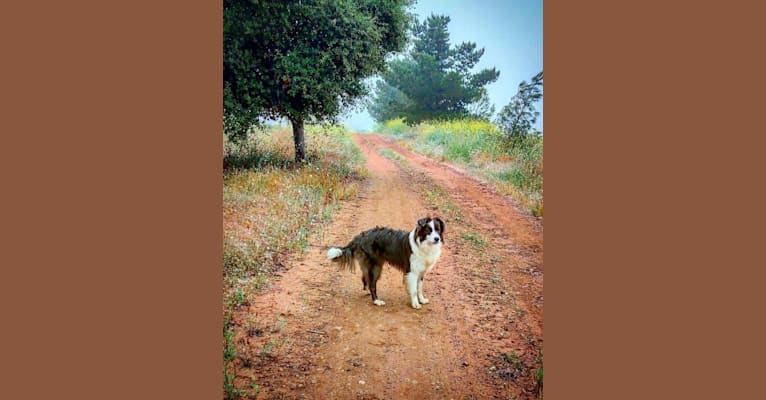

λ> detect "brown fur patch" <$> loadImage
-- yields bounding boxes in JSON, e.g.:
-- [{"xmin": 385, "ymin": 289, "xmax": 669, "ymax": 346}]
[
  {"xmin": 414, "ymin": 216, "xmax": 446, "ymax": 244},
  {"xmin": 434, "ymin": 217, "xmax": 445, "ymax": 243}
]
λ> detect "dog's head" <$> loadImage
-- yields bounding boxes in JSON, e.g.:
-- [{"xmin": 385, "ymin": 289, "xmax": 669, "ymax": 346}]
[{"xmin": 414, "ymin": 216, "xmax": 445, "ymax": 246}]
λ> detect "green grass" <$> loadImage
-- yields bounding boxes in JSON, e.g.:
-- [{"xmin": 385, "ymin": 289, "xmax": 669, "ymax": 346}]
[
  {"xmin": 377, "ymin": 118, "xmax": 543, "ymax": 216},
  {"xmin": 496, "ymin": 350, "xmax": 528, "ymax": 382},
  {"xmin": 534, "ymin": 349, "xmax": 543, "ymax": 397},
  {"xmin": 536, "ymin": 362, "xmax": 543, "ymax": 397},
  {"xmin": 461, "ymin": 233, "xmax": 487, "ymax": 250},
  {"xmin": 379, "ymin": 148, "xmax": 407, "ymax": 163},
  {"xmin": 223, "ymin": 328, "xmax": 236, "ymax": 363},
  {"xmin": 260, "ymin": 338, "xmax": 279, "ymax": 358},
  {"xmin": 271, "ymin": 315, "xmax": 287, "ymax": 333},
  {"xmin": 504, "ymin": 351, "xmax": 522, "ymax": 368},
  {"xmin": 231, "ymin": 288, "xmax": 246, "ymax": 308},
  {"xmin": 223, "ymin": 366, "xmax": 239, "ymax": 399},
  {"xmin": 260, "ymin": 335, "xmax": 290, "ymax": 359},
  {"xmin": 223, "ymin": 326, "xmax": 239, "ymax": 399}
]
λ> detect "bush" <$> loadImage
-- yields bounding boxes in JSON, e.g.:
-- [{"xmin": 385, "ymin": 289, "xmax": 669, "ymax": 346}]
[{"xmin": 377, "ymin": 118, "xmax": 417, "ymax": 139}]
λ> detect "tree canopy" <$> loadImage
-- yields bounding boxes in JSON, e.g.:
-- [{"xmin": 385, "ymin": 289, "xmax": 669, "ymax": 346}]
[
  {"xmin": 224, "ymin": 0, "xmax": 412, "ymax": 161},
  {"xmin": 367, "ymin": 14, "xmax": 500, "ymax": 125}
]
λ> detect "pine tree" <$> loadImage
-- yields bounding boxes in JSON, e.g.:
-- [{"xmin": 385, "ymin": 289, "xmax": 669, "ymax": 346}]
[{"xmin": 368, "ymin": 14, "xmax": 499, "ymax": 124}]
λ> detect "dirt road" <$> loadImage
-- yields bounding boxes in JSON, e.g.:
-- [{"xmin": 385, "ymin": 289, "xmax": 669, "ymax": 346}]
[{"xmin": 232, "ymin": 134, "xmax": 544, "ymax": 399}]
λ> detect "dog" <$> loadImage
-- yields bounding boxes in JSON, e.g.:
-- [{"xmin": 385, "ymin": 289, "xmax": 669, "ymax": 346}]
[{"xmin": 326, "ymin": 216, "xmax": 445, "ymax": 309}]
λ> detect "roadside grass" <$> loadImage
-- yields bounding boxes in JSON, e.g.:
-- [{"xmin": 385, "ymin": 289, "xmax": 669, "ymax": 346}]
[
  {"xmin": 461, "ymin": 232, "xmax": 487, "ymax": 250},
  {"xmin": 495, "ymin": 348, "xmax": 543, "ymax": 398},
  {"xmin": 379, "ymin": 148, "xmax": 407, "ymax": 164},
  {"xmin": 376, "ymin": 118, "xmax": 543, "ymax": 216},
  {"xmin": 223, "ymin": 326, "xmax": 239, "ymax": 399},
  {"xmin": 223, "ymin": 124, "xmax": 366, "ymax": 397},
  {"xmin": 535, "ymin": 350, "xmax": 544, "ymax": 398},
  {"xmin": 223, "ymin": 125, "xmax": 366, "ymax": 305}
]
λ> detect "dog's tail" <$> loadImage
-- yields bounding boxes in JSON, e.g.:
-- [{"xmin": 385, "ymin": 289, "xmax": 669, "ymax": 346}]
[{"xmin": 327, "ymin": 245, "xmax": 355, "ymax": 272}]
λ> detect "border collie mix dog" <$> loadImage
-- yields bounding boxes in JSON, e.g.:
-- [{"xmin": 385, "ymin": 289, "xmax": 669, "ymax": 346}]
[{"xmin": 327, "ymin": 216, "xmax": 445, "ymax": 309}]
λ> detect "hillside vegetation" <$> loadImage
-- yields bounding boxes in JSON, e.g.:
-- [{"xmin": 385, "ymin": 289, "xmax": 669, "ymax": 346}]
[{"xmin": 376, "ymin": 118, "xmax": 543, "ymax": 216}]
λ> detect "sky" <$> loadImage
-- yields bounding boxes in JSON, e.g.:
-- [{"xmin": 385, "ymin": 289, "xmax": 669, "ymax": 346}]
[{"xmin": 341, "ymin": 0, "xmax": 543, "ymax": 132}]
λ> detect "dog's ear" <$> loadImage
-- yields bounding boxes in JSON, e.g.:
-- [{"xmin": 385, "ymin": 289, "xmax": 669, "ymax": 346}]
[
  {"xmin": 417, "ymin": 217, "xmax": 429, "ymax": 228},
  {"xmin": 434, "ymin": 217, "xmax": 445, "ymax": 242}
]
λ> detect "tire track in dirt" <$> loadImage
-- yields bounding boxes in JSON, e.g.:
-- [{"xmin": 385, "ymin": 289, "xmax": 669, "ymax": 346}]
[{"xmin": 232, "ymin": 133, "xmax": 544, "ymax": 399}]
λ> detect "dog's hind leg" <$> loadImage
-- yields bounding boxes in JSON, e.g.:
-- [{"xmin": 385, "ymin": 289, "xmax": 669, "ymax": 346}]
[
  {"xmin": 368, "ymin": 262, "xmax": 385, "ymax": 306},
  {"xmin": 356, "ymin": 252, "xmax": 370, "ymax": 293}
]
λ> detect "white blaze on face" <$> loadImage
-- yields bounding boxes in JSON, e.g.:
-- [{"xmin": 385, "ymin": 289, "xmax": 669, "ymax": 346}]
[{"xmin": 426, "ymin": 220, "xmax": 441, "ymax": 244}]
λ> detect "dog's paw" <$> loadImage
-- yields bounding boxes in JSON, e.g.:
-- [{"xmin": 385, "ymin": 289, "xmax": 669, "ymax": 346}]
[
  {"xmin": 411, "ymin": 302, "xmax": 422, "ymax": 309},
  {"xmin": 418, "ymin": 297, "xmax": 429, "ymax": 304},
  {"xmin": 373, "ymin": 299, "xmax": 386, "ymax": 306}
]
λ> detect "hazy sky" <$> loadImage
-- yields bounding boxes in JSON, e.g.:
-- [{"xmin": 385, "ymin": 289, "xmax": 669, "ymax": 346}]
[{"xmin": 341, "ymin": 0, "xmax": 543, "ymax": 132}]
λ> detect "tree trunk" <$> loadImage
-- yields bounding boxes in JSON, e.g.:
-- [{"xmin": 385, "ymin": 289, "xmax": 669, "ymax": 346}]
[{"xmin": 291, "ymin": 117, "xmax": 306, "ymax": 163}]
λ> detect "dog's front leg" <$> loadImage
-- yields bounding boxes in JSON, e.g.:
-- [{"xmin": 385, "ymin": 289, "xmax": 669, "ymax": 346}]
[
  {"xmin": 405, "ymin": 272, "xmax": 421, "ymax": 309},
  {"xmin": 417, "ymin": 275, "xmax": 429, "ymax": 304}
]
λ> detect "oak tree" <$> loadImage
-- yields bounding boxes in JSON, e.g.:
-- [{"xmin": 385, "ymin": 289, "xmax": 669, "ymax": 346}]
[{"xmin": 224, "ymin": 0, "xmax": 411, "ymax": 161}]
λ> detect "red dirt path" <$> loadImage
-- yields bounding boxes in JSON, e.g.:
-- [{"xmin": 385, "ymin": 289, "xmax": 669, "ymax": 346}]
[{"xmin": 230, "ymin": 133, "xmax": 544, "ymax": 399}]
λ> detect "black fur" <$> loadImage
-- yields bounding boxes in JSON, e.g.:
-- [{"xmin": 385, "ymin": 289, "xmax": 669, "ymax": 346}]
[
  {"xmin": 329, "ymin": 216, "xmax": 445, "ymax": 305},
  {"xmin": 329, "ymin": 226, "xmax": 412, "ymax": 303}
]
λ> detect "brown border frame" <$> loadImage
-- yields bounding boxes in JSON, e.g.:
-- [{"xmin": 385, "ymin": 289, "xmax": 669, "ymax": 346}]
[
  {"xmin": 2, "ymin": 2, "xmax": 222, "ymax": 398},
  {"xmin": 2, "ymin": 0, "xmax": 764, "ymax": 398}
]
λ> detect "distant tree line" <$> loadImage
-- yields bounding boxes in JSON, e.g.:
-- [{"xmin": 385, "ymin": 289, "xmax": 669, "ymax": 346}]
[{"xmin": 368, "ymin": 13, "xmax": 543, "ymax": 143}]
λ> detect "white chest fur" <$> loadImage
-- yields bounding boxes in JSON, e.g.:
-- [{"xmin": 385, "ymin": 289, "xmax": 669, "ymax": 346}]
[{"xmin": 408, "ymin": 230, "xmax": 442, "ymax": 276}]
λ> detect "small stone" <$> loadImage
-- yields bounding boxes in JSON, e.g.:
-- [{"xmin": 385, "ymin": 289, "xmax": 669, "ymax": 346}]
[{"xmin": 359, "ymin": 380, "xmax": 365, "ymax": 385}]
